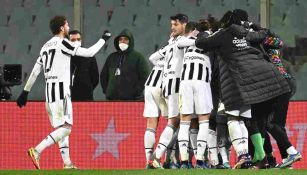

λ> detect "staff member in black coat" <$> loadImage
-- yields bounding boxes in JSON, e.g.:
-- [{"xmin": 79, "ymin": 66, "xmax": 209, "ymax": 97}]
[{"xmin": 69, "ymin": 30, "xmax": 99, "ymax": 101}]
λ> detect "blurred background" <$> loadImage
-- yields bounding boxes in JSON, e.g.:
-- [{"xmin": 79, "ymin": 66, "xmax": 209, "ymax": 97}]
[{"xmin": 0, "ymin": 0, "xmax": 306, "ymax": 101}]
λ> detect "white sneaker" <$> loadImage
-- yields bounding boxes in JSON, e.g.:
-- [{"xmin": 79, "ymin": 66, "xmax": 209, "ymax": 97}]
[{"xmin": 64, "ymin": 163, "xmax": 78, "ymax": 170}]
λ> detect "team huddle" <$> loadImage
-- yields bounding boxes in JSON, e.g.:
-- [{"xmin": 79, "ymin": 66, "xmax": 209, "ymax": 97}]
[{"xmin": 143, "ymin": 10, "xmax": 302, "ymax": 169}]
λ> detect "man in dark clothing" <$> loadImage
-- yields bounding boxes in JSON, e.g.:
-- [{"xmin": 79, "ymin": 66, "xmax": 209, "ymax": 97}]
[
  {"xmin": 100, "ymin": 29, "xmax": 150, "ymax": 100},
  {"xmin": 69, "ymin": 30, "xmax": 99, "ymax": 101}
]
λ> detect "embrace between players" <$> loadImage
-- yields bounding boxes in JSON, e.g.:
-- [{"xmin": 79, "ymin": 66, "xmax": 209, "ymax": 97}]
[{"xmin": 143, "ymin": 10, "xmax": 301, "ymax": 170}]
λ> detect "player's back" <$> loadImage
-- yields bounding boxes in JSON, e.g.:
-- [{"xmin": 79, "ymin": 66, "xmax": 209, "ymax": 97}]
[
  {"xmin": 38, "ymin": 36, "xmax": 72, "ymax": 102},
  {"xmin": 181, "ymin": 36, "xmax": 211, "ymax": 81},
  {"xmin": 39, "ymin": 37, "xmax": 71, "ymax": 83}
]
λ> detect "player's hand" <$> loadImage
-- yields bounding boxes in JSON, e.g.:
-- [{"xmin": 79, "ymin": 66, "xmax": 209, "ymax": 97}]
[
  {"xmin": 16, "ymin": 90, "xmax": 29, "ymax": 108},
  {"xmin": 102, "ymin": 30, "xmax": 111, "ymax": 41}
]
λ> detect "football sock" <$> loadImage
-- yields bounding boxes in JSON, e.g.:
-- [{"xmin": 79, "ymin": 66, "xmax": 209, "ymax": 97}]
[
  {"xmin": 228, "ymin": 120, "xmax": 248, "ymax": 156},
  {"xmin": 196, "ymin": 120, "xmax": 209, "ymax": 160},
  {"xmin": 58, "ymin": 136, "xmax": 72, "ymax": 165},
  {"xmin": 155, "ymin": 124, "xmax": 176, "ymax": 159},
  {"xmin": 178, "ymin": 121, "xmax": 191, "ymax": 161},
  {"xmin": 207, "ymin": 129, "xmax": 219, "ymax": 166},
  {"xmin": 250, "ymin": 133, "xmax": 265, "ymax": 161},
  {"xmin": 35, "ymin": 127, "xmax": 71, "ymax": 154},
  {"xmin": 219, "ymin": 146, "xmax": 229, "ymax": 164},
  {"xmin": 190, "ymin": 128, "xmax": 198, "ymax": 157},
  {"xmin": 144, "ymin": 128, "xmax": 156, "ymax": 162},
  {"xmin": 286, "ymin": 146, "xmax": 298, "ymax": 155}
]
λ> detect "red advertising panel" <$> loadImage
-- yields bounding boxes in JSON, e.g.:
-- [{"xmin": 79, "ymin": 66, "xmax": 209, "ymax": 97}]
[{"xmin": 0, "ymin": 101, "xmax": 306, "ymax": 169}]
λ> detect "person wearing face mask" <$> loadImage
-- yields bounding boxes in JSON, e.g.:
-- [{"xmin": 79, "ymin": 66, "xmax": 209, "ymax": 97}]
[
  {"xmin": 100, "ymin": 29, "xmax": 150, "ymax": 100},
  {"xmin": 69, "ymin": 30, "xmax": 99, "ymax": 101}
]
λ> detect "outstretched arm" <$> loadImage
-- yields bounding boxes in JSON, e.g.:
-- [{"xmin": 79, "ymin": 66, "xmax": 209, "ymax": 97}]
[{"xmin": 60, "ymin": 31, "xmax": 111, "ymax": 58}]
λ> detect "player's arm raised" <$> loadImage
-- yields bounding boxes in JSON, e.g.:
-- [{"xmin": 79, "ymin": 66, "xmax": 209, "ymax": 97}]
[{"xmin": 61, "ymin": 31, "xmax": 111, "ymax": 58}]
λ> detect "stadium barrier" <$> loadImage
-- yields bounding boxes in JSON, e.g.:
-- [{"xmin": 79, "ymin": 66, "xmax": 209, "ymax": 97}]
[{"xmin": 0, "ymin": 101, "xmax": 306, "ymax": 169}]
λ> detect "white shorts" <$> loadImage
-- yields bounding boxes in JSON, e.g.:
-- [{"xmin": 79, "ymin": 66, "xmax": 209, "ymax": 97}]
[
  {"xmin": 143, "ymin": 86, "xmax": 168, "ymax": 117},
  {"xmin": 225, "ymin": 105, "xmax": 251, "ymax": 118},
  {"xmin": 165, "ymin": 93, "xmax": 179, "ymax": 118},
  {"xmin": 45, "ymin": 95, "xmax": 73, "ymax": 128},
  {"xmin": 179, "ymin": 80, "xmax": 213, "ymax": 115}
]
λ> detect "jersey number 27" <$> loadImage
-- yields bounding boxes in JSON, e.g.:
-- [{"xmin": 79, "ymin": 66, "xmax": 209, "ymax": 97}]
[{"xmin": 42, "ymin": 49, "xmax": 56, "ymax": 73}]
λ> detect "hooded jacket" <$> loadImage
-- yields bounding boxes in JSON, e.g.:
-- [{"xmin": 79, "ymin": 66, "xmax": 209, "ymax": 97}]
[
  {"xmin": 195, "ymin": 24, "xmax": 290, "ymax": 111},
  {"xmin": 100, "ymin": 29, "xmax": 150, "ymax": 100}
]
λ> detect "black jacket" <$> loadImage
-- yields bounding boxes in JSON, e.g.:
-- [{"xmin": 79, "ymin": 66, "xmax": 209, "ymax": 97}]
[
  {"xmin": 71, "ymin": 56, "xmax": 99, "ymax": 101},
  {"xmin": 100, "ymin": 29, "xmax": 150, "ymax": 100},
  {"xmin": 195, "ymin": 25, "xmax": 290, "ymax": 111}
]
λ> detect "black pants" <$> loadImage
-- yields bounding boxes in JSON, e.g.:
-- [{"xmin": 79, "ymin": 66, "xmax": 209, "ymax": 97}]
[
  {"xmin": 246, "ymin": 97, "xmax": 276, "ymax": 158},
  {"xmin": 266, "ymin": 92, "xmax": 292, "ymax": 159},
  {"xmin": 247, "ymin": 98, "xmax": 276, "ymax": 137}
]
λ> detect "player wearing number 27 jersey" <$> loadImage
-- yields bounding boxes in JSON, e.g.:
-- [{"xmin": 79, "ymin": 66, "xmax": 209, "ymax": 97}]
[
  {"xmin": 16, "ymin": 16, "xmax": 111, "ymax": 170},
  {"xmin": 25, "ymin": 33, "xmax": 107, "ymax": 127}
]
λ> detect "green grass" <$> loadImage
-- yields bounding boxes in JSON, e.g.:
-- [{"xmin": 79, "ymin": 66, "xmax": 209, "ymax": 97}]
[{"xmin": 1, "ymin": 170, "xmax": 307, "ymax": 175}]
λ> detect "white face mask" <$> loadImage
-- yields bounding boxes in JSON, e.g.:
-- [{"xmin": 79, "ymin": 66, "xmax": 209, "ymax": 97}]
[
  {"xmin": 119, "ymin": 43, "xmax": 129, "ymax": 51},
  {"xmin": 72, "ymin": 41, "xmax": 82, "ymax": 47}
]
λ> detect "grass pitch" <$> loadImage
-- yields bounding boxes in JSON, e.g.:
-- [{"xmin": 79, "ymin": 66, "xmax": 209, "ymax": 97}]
[{"xmin": 1, "ymin": 169, "xmax": 307, "ymax": 175}]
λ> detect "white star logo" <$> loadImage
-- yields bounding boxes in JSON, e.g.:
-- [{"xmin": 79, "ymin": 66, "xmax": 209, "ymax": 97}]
[{"xmin": 90, "ymin": 118, "xmax": 130, "ymax": 160}]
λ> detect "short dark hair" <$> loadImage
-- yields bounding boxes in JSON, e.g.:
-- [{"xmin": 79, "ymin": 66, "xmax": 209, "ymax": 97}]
[
  {"xmin": 185, "ymin": 21, "xmax": 198, "ymax": 34},
  {"xmin": 197, "ymin": 19, "xmax": 210, "ymax": 32},
  {"xmin": 170, "ymin": 13, "xmax": 188, "ymax": 23},
  {"xmin": 49, "ymin": 16, "xmax": 67, "ymax": 35},
  {"xmin": 207, "ymin": 16, "xmax": 219, "ymax": 33},
  {"xmin": 69, "ymin": 30, "xmax": 81, "ymax": 36},
  {"xmin": 233, "ymin": 9, "xmax": 248, "ymax": 21}
]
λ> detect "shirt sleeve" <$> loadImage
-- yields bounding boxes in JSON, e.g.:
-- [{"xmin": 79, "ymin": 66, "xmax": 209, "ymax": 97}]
[
  {"xmin": 60, "ymin": 39, "xmax": 78, "ymax": 56},
  {"xmin": 24, "ymin": 57, "xmax": 43, "ymax": 92},
  {"xmin": 60, "ymin": 38, "xmax": 106, "ymax": 57},
  {"xmin": 177, "ymin": 37, "xmax": 196, "ymax": 48},
  {"xmin": 149, "ymin": 45, "xmax": 169, "ymax": 66},
  {"xmin": 157, "ymin": 44, "xmax": 170, "ymax": 57}
]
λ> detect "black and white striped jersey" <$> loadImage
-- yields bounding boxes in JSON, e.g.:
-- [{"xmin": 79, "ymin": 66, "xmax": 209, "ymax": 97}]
[
  {"xmin": 25, "ymin": 37, "xmax": 79, "ymax": 102},
  {"xmin": 181, "ymin": 36, "xmax": 211, "ymax": 82},
  {"xmin": 24, "ymin": 36, "xmax": 106, "ymax": 103},
  {"xmin": 40, "ymin": 37, "xmax": 78, "ymax": 102},
  {"xmin": 145, "ymin": 67, "xmax": 163, "ymax": 88},
  {"xmin": 45, "ymin": 81, "xmax": 65, "ymax": 103},
  {"xmin": 162, "ymin": 77, "xmax": 180, "ymax": 97},
  {"xmin": 145, "ymin": 46, "xmax": 168, "ymax": 88},
  {"xmin": 162, "ymin": 36, "xmax": 185, "ymax": 97}
]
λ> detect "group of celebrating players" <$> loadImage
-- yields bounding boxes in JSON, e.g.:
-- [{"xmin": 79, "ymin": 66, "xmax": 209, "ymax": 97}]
[
  {"xmin": 15, "ymin": 8, "xmax": 302, "ymax": 170},
  {"xmin": 143, "ymin": 9, "xmax": 302, "ymax": 170}
]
